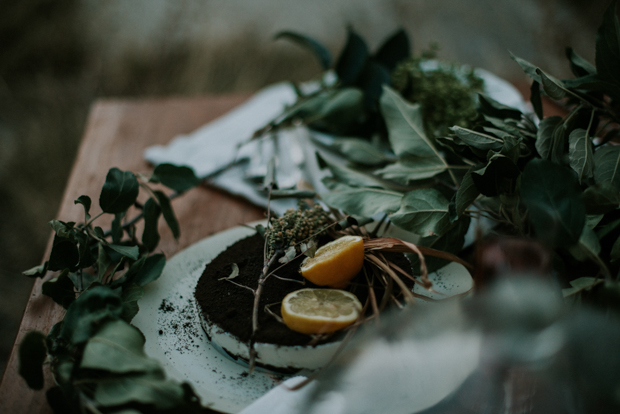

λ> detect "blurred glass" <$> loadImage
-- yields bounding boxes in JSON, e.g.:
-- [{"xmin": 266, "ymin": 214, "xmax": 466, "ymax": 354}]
[{"xmin": 300, "ymin": 277, "xmax": 620, "ymax": 414}]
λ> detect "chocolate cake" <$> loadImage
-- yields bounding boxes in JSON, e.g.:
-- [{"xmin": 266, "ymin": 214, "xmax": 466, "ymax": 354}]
[{"xmin": 194, "ymin": 231, "xmax": 412, "ymax": 370}]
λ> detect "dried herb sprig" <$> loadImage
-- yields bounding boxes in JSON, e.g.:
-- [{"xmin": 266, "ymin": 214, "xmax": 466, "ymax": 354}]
[
  {"xmin": 391, "ymin": 48, "xmax": 484, "ymax": 136},
  {"xmin": 265, "ymin": 201, "xmax": 330, "ymax": 257}
]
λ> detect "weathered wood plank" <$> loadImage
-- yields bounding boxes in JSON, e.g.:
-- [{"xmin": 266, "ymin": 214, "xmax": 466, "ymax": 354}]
[{"xmin": 0, "ymin": 94, "xmax": 264, "ymax": 413}]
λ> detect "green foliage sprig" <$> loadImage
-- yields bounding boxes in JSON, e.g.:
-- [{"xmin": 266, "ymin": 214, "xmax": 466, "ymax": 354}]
[
  {"xmin": 266, "ymin": 3, "xmax": 620, "ymax": 309},
  {"xmin": 310, "ymin": 1, "xmax": 620, "ymax": 309},
  {"xmin": 18, "ymin": 164, "xmax": 203, "ymax": 413},
  {"xmin": 255, "ymin": 27, "xmax": 411, "ymax": 138}
]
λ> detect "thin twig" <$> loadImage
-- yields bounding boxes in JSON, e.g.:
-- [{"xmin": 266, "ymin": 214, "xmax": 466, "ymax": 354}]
[{"xmin": 223, "ymin": 279, "xmax": 256, "ymax": 294}]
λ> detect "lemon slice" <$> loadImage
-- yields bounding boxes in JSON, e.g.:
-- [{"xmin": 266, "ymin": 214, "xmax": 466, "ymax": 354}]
[
  {"xmin": 281, "ymin": 288, "xmax": 362, "ymax": 335},
  {"xmin": 300, "ymin": 235, "xmax": 364, "ymax": 288}
]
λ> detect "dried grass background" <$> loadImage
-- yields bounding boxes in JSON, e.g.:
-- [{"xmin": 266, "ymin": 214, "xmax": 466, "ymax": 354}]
[{"xmin": 0, "ymin": 0, "xmax": 606, "ymax": 376}]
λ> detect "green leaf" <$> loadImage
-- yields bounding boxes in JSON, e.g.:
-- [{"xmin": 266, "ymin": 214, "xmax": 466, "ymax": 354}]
[
  {"xmin": 477, "ymin": 94, "xmax": 523, "ymax": 120},
  {"xmin": 18, "ymin": 331, "xmax": 47, "ymax": 390},
  {"xmin": 450, "ymin": 126, "xmax": 504, "ymax": 151},
  {"xmin": 68, "ymin": 271, "xmax": 98, "ymax": 291},
  {"xmin": 596, "ymin": 216, "xmax": 620, "ymax": 239},
  {"xmin": 471, "ymin": 154, "xmax": 520, "ymax": 197},
  {"xmin": 74, "ymin": 195, "xmax": 92, "ymax": 222},
  {"xmin": 321, "ymin": 137, "xmax": 391, "ymax": 167},
  {"xmin": 60, "ymin": 286, "xmax": 124, "ymax": 344},
  {"xmin": 481, "ymin": 127, "xmax": 518, "ymax": 142},
  {"xmin": 537, "ymin": 68, "xmax": 568, "ymax": 100},
  {"xmin": 335, "ymin": 28, "xmax": 369, "ymax": 86},
  {"xmin": 320, "ymin": 183, "xmax": 402, "ymax": 217},
  {"xmin": 316, "ymin": 88, "xmax": 364, "ymax": 127},
  {"xmin": 133, "ymin": 254, "xmax": 166, "ymax": 287},
  {"xmin": 154, "ymin": 190, "xmax": 180, "ymax": 239},
  {"xmin": 99, "ymin": 168, "xmax": 139, "ymax": 214},
  {"xmin": 500, "ymin": 135, "xmax": 522, "ymax": 162},
  {"xmin": 81, "ymin": 319, "xmax": 160, "ymax": 374},
  {"xmin": 23, "ymin": 262, "xmax": 48, "ymax": 278},
  {"xmin": 45, "ymin": 386, "xmax": 77, "ymax": 414},
  {"xmin": 611, "ymin": 234, "xmax": 620, "ymax": 262},
  {"xmin": 568, "ymin": 224, "xmax": 602, "ymax": 262},
  {"xmin": 409, "ymin": 216, "xmax": 471, "ymax": 274},
  {"xmin": 107, "ymin": 243, "xmax": 139, "ymax": 260},
  {"xmin": 280, "ymin": 92, "xmax": 331, "ymax": 125},
  {"xmin": 113, "ymin": 255, "xmax": 146, "ymax": 287},
  {"xmin": 380, "ymin": 86, "xmax": 447, "ymax": 167},
  {"xmin": 586, "ymin": 214, "xmax": 604, "ymax": 229},
  {"xmin": 535, "ymin": 116, "xmax": 561, "ymax": 160},
  {"xmin": 389, "ymin": 188, "xmax": 451, "ymax": 236},
  {"xmin": 94, "ymin": 373, "xmax": 187, "ymax": 410},
  {"xmin": 274, "ymin": 31, "xmax": 332, "ymax": 70},
  {"xmin": 94, "ymin": 226, "xmax": 105, "ymax": 240},
  {"xmin": 562, "ymin": 277, "xmax": 603, "ymax": 297},
  {"xmin": 583, "ymin": 182, "xmax": 620, "ymax": 214},
  {"xmin": 142, "ymin": 197, "xmax": 161, "ymax": 252},
  {"xmin": 455, "ymin": 168, "xmax": 479, "ymax": 216},
  {"xmin": 122, "ymin": 301, "xmax": 140, "ymax": 323},
  {"xmin": 152, "ymin": 164, "xmax": 201, "ymax": 193},
  {"xmin": 373, "ymin": 29, "xmax": 410, "ymax": 71},
  {"xmin": 47, "ymin": 236, "xmax": 80, "ymax": 271},
  {"xmin": 120, "ymin": 286, "xmax": 143, "ymax": 319},
  {"xmin": 530, "ymin": 81, "xmax": 543, "ymax": 120},
  {"xmin": 562, "ymin": 75, "xmax": 620, "ymax": 100},
  {"xmin": 568, "ymin": 128, "xmax": 594, "ymax": 183},
  {"xmin": 436, "ymin": 136, "xmax": 485, "ymax": 162},
  {"xmin": 509, "ymin": 51, "xmax": 542, "ymax": 83},
  {"xmin": 521, "ymin": 159, "xmax": 586, "ymax": 248},
  {"xmin": 595, "ymin": 0, "xmax": 620, "ymax": 85},
  {"xmin": 566, "ymin": 47, "xmax": 596, "ymax": 77},
  {"xmin": 484, "ymin": 116, "xmax": 532, "ymax": 138},
  {"xmin": 42, "ymin": 270, "xmax": 76, "ymax": 309},
  {"xmin": 317, "ymin": 152, "xmax": 386, "ymax": 188},
  {"xmin": 375, "ymin": 157, "xmax": 446, "ymax": 184},
  {"xmin": 356, "ymin": 61, "xmax": 391, "ymax": 110},
  {"xmin": 594, "ymin": 145, "xmax": 620, "ymax": 188},
  {"xmin": 49, "ymin": 220, "xmax": 76, "ymax": 240},
  {"xmin": 122, "ymin": 283, "xmax": 145, "ymax": 303}
]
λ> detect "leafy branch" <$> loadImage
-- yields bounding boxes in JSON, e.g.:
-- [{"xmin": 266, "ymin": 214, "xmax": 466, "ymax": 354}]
[{"xmin": 18, "ymin": 163, "xmax": 203, "ymax": 413}]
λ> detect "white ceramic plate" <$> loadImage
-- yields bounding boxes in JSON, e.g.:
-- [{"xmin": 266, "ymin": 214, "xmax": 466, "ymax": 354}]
[
  {"xmin": 133, "ymin": 222, "xmax": 474, "ymax": 413},
  {"xmin": 133, "ymin": 223, "xmax": 285, "ymax": 414}
]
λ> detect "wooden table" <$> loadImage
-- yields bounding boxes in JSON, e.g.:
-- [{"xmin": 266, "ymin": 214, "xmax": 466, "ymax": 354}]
[
  {"xmin": 0, "ymin": 94, "xmax": 265, "ymax": 413},
  {"xmin": 0, "ymin": 85, "xmax": 563, "ymax": 413}
]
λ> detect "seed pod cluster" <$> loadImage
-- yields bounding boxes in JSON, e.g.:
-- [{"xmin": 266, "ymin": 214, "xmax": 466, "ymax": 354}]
[{"xmin": 265, "ymin": 203, "xmax": 330, "ymax": 257}]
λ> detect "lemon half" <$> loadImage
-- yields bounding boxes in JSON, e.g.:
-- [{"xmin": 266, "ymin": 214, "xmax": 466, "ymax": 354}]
[
  {"xmin": 300, "ymin": 235, "xmax": 364, "ymax": 288},
  {"xmin": 281, "ymin": 288, "xmax": 362, "ymax": 335}
]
